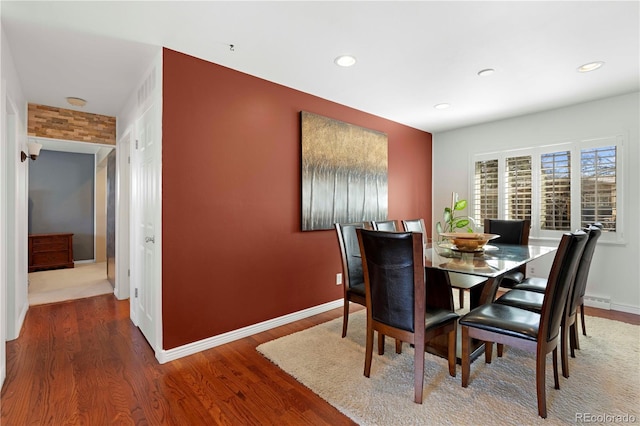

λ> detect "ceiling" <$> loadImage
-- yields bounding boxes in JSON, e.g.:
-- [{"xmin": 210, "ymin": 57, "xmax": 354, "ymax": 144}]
[{"xmin": 1, "ymin": 1, "xmax": 638, "ymax": 133}]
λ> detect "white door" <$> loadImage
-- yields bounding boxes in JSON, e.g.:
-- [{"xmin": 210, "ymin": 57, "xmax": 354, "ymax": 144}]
[{"xmin": 132, "ymin": 103, "xmax": 161, "ymax": 351}]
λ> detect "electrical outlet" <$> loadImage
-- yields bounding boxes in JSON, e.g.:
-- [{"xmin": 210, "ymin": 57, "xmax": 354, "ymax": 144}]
[{"xmin": 336, "ymin": 273, "xmax": 343, "ymax": 285}]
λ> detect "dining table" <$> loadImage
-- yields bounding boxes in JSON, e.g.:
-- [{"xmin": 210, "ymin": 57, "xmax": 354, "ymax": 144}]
[{"xmin": 423, "ymin": 241, "xmax": 558, "ymax": 362}]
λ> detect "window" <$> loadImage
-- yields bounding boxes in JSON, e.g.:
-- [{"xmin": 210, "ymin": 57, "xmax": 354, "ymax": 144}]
[
  {"xmin": 540, "ymin": 151, "xmax": 571, "ymax": 230},
  {"xmin": 581, "ymin": 146, "xmax": 616, "ymax": 231},
  {"xmin": 473, "ymin": 159, "xmax": 498, "ymax": 221},
  {"xmin": 504, "ymin": 155, "xmax": 532, "ymax": 220},
  {"xmin": 472, "ymin": 135, "xmax": 623, "ymax": 243}
]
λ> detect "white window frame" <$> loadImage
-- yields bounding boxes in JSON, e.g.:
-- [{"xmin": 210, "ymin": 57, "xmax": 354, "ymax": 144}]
[{"xmin": 471, "ymin": 134, "xmax": 625, "ymax": 245}]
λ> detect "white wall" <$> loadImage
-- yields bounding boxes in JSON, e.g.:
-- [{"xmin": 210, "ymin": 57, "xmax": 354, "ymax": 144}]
[
  {"xmin": 433, "ymin": 92, "xmax": 640, "ymax": 315},
  {"xmin": 1, "ymin": 23, "xmax": 28, "ymax": 389},
  {"xmin": 0, "ymin": 23, "xmax": 6, "ymax": 390},
  {"xmin": 2, "ymin": 26, "xmax": 28, "ymax": 338}
]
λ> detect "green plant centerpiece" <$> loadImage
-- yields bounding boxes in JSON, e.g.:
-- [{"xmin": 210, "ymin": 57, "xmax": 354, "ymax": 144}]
[{"xmin": 436, "ymin": 192, "xmax": 475, "ymax": 244}]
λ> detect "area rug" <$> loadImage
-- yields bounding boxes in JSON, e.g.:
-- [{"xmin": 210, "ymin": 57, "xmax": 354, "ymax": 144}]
[{"xmin": 257, "ymin": 310, "xmax": 639, "ymax": 425}]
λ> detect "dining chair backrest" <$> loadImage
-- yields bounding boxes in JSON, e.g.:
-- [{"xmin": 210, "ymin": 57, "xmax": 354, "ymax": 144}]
[
  {"xmin": 567, "ymin": 225, "xmax": 602, "ymax": 317},
  {"xmin": 484, "ymin": 219, "xmax": 531, "ymax": 288},
  {"xmin": 335, "ymin": 222, "xmax": 369, "ymax": 290},
  {"xmin": 357, "ymin": 228, "xmax": 458, "ymax": 404},
  {"xmin": 539, "ymin": 231, "xmax": 588, "ymax": 344},
  {"xmin": 372, "ymin": 220, "xmax": 398, "ymax": 232},
  {"xmin": 357, "ymin": 229, "xmax": 421, "ymax": 332},
  {"xmin": 402, "ymin": 218, "xmax": 427, "ymax": 241},
  {"xmin": 484, "ymin": 219, "xmax": 530, "ymax": 245}
]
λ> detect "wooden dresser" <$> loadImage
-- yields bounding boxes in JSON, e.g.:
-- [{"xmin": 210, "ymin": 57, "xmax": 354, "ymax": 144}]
[{"xmin": 28, "ymin": 233, "xmax": 74, "ymax": 272}]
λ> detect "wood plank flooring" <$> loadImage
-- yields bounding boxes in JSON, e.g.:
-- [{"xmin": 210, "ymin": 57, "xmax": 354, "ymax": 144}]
[
  {"xmin": 1, "ymin": 294, "xmax": 638, "ymax": 425},
  {"xmin": 1, "ymin": 295, "xmax": 356, "ymax": 425}
]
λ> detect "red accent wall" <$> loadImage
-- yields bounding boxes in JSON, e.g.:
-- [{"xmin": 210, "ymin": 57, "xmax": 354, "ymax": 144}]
[{"xmin": 162, "ymin": 48, "xmax": 432, "ymax": 349}]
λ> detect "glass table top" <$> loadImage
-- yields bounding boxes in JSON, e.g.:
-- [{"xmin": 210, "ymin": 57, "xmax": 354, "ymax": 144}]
[{"xmin": 425, "ymin": 243, "xmax": 557, "ymax": 278}]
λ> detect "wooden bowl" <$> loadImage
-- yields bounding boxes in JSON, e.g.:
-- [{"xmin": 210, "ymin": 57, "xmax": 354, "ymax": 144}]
[{"xmin": 440, "ymin": 233, "xmax": 500, "ymax": 252}]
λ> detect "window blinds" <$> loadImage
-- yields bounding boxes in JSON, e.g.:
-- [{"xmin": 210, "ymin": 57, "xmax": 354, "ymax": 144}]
[{"xmin": 505, "ymin": 155, "xmax": 532, "ymax": 220}]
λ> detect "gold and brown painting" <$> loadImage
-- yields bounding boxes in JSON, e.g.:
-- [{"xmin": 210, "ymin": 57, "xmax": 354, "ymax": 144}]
[{"xmin": 301, "ymin": 111, "xmax": 388, "ymax": 231}]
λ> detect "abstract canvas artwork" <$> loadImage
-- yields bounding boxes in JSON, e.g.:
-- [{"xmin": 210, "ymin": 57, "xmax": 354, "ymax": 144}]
[{"xmin": 301, "ymin": 111, "xmax": 388, "ymax": 231}]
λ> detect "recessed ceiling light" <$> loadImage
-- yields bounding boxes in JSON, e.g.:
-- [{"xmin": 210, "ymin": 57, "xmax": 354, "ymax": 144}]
[
  {"xmin": 477, "ymin": 68, "xmax": 495, "ymax": 77},
  {"xmin": 334, "ymin": 55, "xmax": 357, "ymax": 67},
  {"xmin": 66, "ymin": 97, "xmax": 87, "ymax": 107},
  {"xmin": 577, "ymin": 61, "xmax": 604, "ymax": 73},
  {"xmin": 434, "ymin": 103, "xmax": 451, "ymax": 110}
]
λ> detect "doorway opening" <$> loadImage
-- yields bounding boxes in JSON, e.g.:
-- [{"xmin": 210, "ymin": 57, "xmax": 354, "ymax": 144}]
[{"xmin": 26, "ymin": 138, "xmax": 117, "ymax": 306}]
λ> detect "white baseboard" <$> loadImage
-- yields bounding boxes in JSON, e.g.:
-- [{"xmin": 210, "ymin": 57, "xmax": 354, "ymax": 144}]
[
  {"xmin": 584, "ymin": 295, "xmax": 611, "ymax": 310},
  {"xmin": 609, "ymin": 303, "xmax": 640, "ymax": 316},
  {"xmin": 154, "ymin": 293, "xmax": 639, "ymax": 365},
  {"xmin": 7, "ymin": 300, "xmax": 29, "ymax": 341},
  {"xmin": 157, "ymin": 299, "xmax": 343, "ymax": 364},
  {"xmin": 583, "ymin": 294, "xmax": 640, "ymax": 316}
]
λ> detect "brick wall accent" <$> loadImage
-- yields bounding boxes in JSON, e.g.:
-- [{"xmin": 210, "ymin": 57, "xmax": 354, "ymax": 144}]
[{"xmin": 28, "ymin": 104, "xmax": 116, "ymax": 145}]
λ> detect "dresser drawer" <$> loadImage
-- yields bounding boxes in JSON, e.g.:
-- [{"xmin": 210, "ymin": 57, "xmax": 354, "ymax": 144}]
[
  {"xmin": 31, "ymin": 238, "xmax": 70, "ymax": 252},
  {"xmin": 32, "ymin": 251, "xmax": 70, "ymax": 266},
  {"xmin": 28, "ymin": 233, "xmax": 74, "ymax": 272}
]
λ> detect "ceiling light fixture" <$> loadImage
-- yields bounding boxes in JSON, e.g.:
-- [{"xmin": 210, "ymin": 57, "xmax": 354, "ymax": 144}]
[
  {"xmin": 477, "ymin": 68, "xmax": 495, "ymax": 77},
  {"xmin": 434, "ymin": 103, "xmax": 451, "ymax": 110},
  {"xmin": 577, "ymin": 61, "xmax": 604, "ymax": 73},
  {"xmin": 66, "ymin": 97, "xmax": 87, "ymax": 107},
  {"xmin": 334, "ymin": 55, "xmax": 357, "ymax": 67}
]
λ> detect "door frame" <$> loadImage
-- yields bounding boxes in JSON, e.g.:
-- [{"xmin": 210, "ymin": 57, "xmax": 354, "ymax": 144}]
[
  {"xmin": 3, "ymin": 94, "xmax": 28, "ymax": 343},
  {"xmin": 115, "ymin": 130, "xmax": 131, "ymax": 301}
]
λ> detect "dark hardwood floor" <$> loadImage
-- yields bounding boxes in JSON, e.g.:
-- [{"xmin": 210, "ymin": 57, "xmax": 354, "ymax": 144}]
[
  {"xmin": 1, "ymin": 294, "xmax": 638, "ymax": 425},
  {"xmin": 1, "ymin": 295, "xmax": 357, "ymax": 425}
]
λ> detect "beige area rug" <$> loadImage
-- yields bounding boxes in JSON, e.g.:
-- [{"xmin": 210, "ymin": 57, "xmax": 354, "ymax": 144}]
[
  {"xmin": 257, "ymin": 309, "xmax": 640, "ymax": 425},
  {"xmin": 28, "ymin": 262, "xmax": 113, "ymax": 306}
]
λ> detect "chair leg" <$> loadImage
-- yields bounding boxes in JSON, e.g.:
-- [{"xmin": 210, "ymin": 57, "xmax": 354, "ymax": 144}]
[
  {"xmin": 459, "ymin": 289, "xmax": 465, "ymax": 309},
  {"xmin": 414, "ymin": 340, "xmax": 425, "ymax": 403},
  {"xmin": 341, "ymin": 299, "xmax": 349, "ymax": 338},
  {"xmin": 364, "ymin": 326, "xmax": 374, "ymax": 377},
  {"xmin": 485, "ymin": 342, "xmax": 493, "ymax": 364},
  {"xmin": 536, "ymin": 351, "xmax": 548, "ymax": 418},
  {"xmin": 378, "ymin": 332, "xmax": 385, "ymax": 355},
  {"xmin": 580, "ymin": 304, "xmax": 587, "ymax": 336},
  {"xmin": 570, "ymin": 323, "xmax": 579, "ymax": 357},
  {"xmin": 395, "ymin": 339, "xmax": 403, "ymax": 354},
  {"xmin": 561, "ymin": 323, "xmax": 569, "ymax": 379},
  {"xmin": 552, "ymin": 348, "xmax": 560, "ymax": 390},
  {"xmin": 461, "ymin": 326, "xmax": 470, "ymax": 387},
  {"xmin": 497, "ymin": 343, "xmax": 504, "ymax": 357},
  {"xmin": 448, "ymin": 329, "xmax": 457, "ymax": 377}
]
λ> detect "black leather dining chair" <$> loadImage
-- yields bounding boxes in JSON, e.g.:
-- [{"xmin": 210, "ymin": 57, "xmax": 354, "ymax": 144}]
[
  {"xmin": 513, "ymin": 223, "xmax": 603, "ymax": 340},
  {"xmin": 484, "ymin": 219, "xmax": 531, "ymax": 288},
  {"xmin": 402, "ymin": 218, "xmax": 426, "ymax": 239},
  {"xmin": 460, "ymin": 230, "xmax": 588, "ymax": 418},
  {"xmin": 335, "ymin": 222, "xmax": 370, "ymax": 338},
  {"xmin": 357, "ymin": 229, "xmax": 459, "ymax": 404},
  {"xmin": 497, "ymin": 225, "xmax": 602, "ymax": 376},
  {"xmin": 372, "ymin": 220, "xmax": 398, "ymax": 231},
  {"xmin": 402, "ymin": 217, "xmax": 484, "ymax": 310},
  {"xmin": 574, "ymin": 222, "xmax": 602, "ymax": 339}
]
